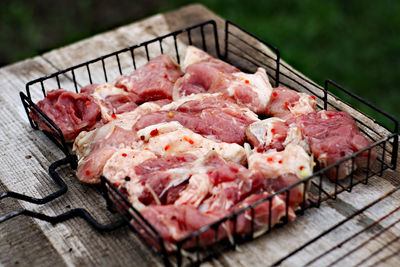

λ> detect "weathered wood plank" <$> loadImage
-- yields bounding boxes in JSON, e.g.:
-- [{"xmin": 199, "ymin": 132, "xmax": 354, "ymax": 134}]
[
  {"xmin": 40, "ymin": 14, "xmax": 172, "ymax": 91},
  {"xmin": 0, "ymin": 183, "xmax": 67, "ymax": 267},
  {"xmin": 0, "ymin": 3, "xmax": 399, "ymax": 267},
  {"xmin": 0, "ymin": 57, "xmax": 69, "ymax": 267},
  {"xmin": 0, "ymin": 58, "xmax": 163, "ymax": 267}
]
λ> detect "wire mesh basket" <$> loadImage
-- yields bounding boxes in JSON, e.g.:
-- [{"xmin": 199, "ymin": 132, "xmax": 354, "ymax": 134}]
[{"xmin": 10, "ymin": 19, "xmax": 399, "ymax": 266}]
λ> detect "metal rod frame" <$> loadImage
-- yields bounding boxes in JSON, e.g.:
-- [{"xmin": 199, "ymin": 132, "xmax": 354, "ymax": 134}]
[{"xmin": 1, "ymin": 19, "xmax": 397, "ymax": 267}]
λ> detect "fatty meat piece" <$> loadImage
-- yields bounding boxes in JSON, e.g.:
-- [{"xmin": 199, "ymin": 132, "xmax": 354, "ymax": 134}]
[
  {"xmin": 267, "ymin": 86, "xmax": 316, "ymax": 119},
  {"xmin": 161, "ymin": 93, "xmax": 257, "ymax": 119},
  {"xmin": 73, "ymin": 102, "xmax": 163, "ymax": 183},
  {"xmin": 135, "ymin": 93, "xmax": 258, "ymax": 144},
  {"xmin": 139, "ymin": 193, "xmax": 289, "ymax": 252},
  {"xmin": 174, "ymin": 46, "xmax": 273, "ymax": 114},
  {"xmin": 246, "ymin": 117, "xmax": 309, "ymax": 153},
  {"xmin": 234, "ymin": 192, "xmax": 295, "ymax": 236},
  {"xmin": 106, "ymin": 151, "xmax": 246, "ymax": 211},
  {"xmin": 114, "ymin": 54, "xmax": 183, "ymax": 103},
  {"xmin": 181, "ymin": 45, "xmax": 240, "ymax": 73},
  {"xmin": 289, "ymin": 110, "xmax": 376, "ymax": 179},
  {"xmin": 105, "ymin": 152, "xmax": 198, "ymax": 210},
  {"xmin": 246, "ymin": 118, "xmax": 289, "ymax": 152},
  {"xmin": 81, "ymin": 83, "xmax": 138, "ymax": 123},
  {"xmin": 135, "ymin": 152, "xmax": 292, "ymax": 251},
  {"xmin": 32, "ymin": 89, "xmax": 101, "ymax": 142},
  {"xmin": 137, "ymin": 121, "xmax": 246, "ymax": 165},
  {"xmin": 246, "ymin": 143, "xmax": 314, "ymax": 181},
  {"xmin": 76, "ymin": 117, "xmax": 246, "ymax": 184},
  {"xmin": 139, "ymin": 205, "xmax": 226, "ymax": 252},
  {"xmin": 246, "ymin": 143, "xmax": 313, "ymax": 210}
]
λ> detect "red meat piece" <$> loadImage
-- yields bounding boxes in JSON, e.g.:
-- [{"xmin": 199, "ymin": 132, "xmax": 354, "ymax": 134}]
[
  {"xmin": 290, "ymin": 110, "xmax": 376, "ymax": 179},
  {"xmin": 32, "ymin": 89, "xmax": 101, "ymax": 142},
  {"xmin": 135, "ymin": 94, "xmax": 257, "ymax": 144},
  {"xmin": 134, "ymin": 109, "xmax": 253, "ymax": 144},
  {"xmin": 114, "ymin": 54, "xmax": 183, "ymax": 103},
  {"xmin": 267, "ymin": 86, "xmax": 316, "ymax": 119},
  {"xmin": 139, "ymin": 205, "xmax": 226, "ymax": 252}
]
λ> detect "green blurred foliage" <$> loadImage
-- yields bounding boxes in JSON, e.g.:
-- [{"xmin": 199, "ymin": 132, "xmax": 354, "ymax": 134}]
[
  {"xmin": 0, "ymin": 0, "xmax": 160, "ymax": 65},
  {"xmin": 160, "ymin": 0, "xmax": 400, "ymax": 126},
  {"xmin": 0, "ymin": 0, "xmax": 399, "ymax": 125}
]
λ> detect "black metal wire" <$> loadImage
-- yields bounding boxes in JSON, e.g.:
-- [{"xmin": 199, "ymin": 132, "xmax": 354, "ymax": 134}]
[
  {"xmin": 0, "ymin": 157, "xmax": 127, "ymax": 232},
  {"xmin": 20, "ymin": 92, "xmax": 70, "ymax": 157},
  {"xmin": 305, "ymin": 204, "xmax": 400, "ymax": 266},
  {"xmin": 0, "ymin": 208, "xmax": 127, "ymax": 232},
  {"xmin": 13, "ymin": 19, "xmax": 399, "ymax": 267},
  {"xmin": 0, "ymin": 156, "xmax": 71, "ymax": 204},
  {"xmin": 270, "ymin": 184, "xmax": 400, "ymax": 267},
  {"xmin": 225, "ymin": 20, "xmax": 280, "ymax": 86}
]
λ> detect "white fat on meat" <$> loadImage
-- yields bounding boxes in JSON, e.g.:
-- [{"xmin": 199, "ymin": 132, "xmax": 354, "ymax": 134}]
[
  {"xmin": 227, "ymin": 68, "xmax": 273, "ymax": 113},
  {"xmin": 246, "ymin": 143, "xmax": 314, "ymax": 179},
  {"xmin": 113, "ymin": 151, "xmax": 216, "ymax": 210},
  {"xmin": 137, "ymin": 121, "xmax": 246, "ymax": 164},
  {"xmin": 160, "ymin": 92, "xmax": 259, "ymax": 121},
  {"xmin": 181, "ymin": 46, "xmax": 213, "ymax": 71},
  {"xmin": 267, "ymin": 86, "xmax": 317, "ymax": 120},
  {"xmin": 174, "ymin": 172, "xmax": 210, "ymax": 207},
  {"xmin": 73, "ymin": 101, "xmax": 162, "ymax": 158},
  {"xmin": 72, "ymin": 102, "xmax": 164, "ymax": 184},
  {"xmin": 283, "ymin": 124, "xmax": 310, "ymax": 154},
  {"xmin": 161, "ymin": 93, "xmax": 222, "ymax": 110},
  {"xmin": 103, "ymin": 148, "xmax": 157, "ymax": 184},
  {"xmin": 73, "ymin": 128, "xmax": 96, "ymax": 159},
  {"xmin": 181, "ymin": 46, "xmax": 239, "ymax": 74},
  {"xmin": 113, "ymin": 102, "xmax": 163, "ymax": 130},
  {"xmin": 92, "ymin": 84, "xmax": 133, "ymax": 117},
  {"xmin": 172, "ymin": 151, "xmax": 233, "ymax": 208},
  {"xmin": 129, "ymin": 156, "xmax": 203, "ymax": 210},
  {"xmin": 246, "ymin": 118, "xmax": 309, "ymax": 153},
  {"xmin": 288, "ymin": 93, "xmax": 317, "ymax": 117},
  {"xmin": 246, "ymin": 118, "xmax": 285, "ymax": 149}
]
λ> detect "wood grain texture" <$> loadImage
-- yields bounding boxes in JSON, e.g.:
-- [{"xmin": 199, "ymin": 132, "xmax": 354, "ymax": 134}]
[{"xmin": 0, "ymin": 4, "xmax": 399, "ymax": 267}]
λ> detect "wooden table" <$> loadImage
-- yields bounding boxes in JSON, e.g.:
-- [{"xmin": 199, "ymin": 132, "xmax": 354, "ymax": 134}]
[{"xmin": 1, "ymin": 4, "xmax": 399, "ymax": 266}]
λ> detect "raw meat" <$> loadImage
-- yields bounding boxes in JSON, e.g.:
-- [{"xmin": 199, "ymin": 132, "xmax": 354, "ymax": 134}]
[
  {"xmin": 267, "ymin": 86, "xmax": 316, "ymax": 119},
  {"xmin": 246, "ymin": 118, "xmax": 289, "ymax": 152},
  {"xmin": 246, "ymin": 144, "xmax": 314, "ymax": 181},
  {"xmin": 81, "ymin": 83, "xmax": 138, "ymax": 122},
  {"xmin": 234, "ymin": 192, "xmax": 295, "ymax": 237},
  {"xmin": 246, "ymin": 117, "xmax": 309, "ymax": 153},
  {"xmin": 114, "ymin": 54, "xmax": 183, "ymax": 103},
  {"xmin": 133, "ymin": 152, "xmax": 292, "ymax": 251},
  {"xmin": 105, "ymin": 152, "xmax": 197, "ymax": 210},
  {"xmin": 32, "ymin": 89, "xmax": 101, "ymax": 142},
  {"xmin": 289, "ymin": 110, "xmax": 376, "ymax": 179},
  {"xmin": 136, "ymin": 121, "xmax": 246, "ymax": 165},
  {"xmin": 181, "ymin": 46, "xmax": 240, "ymax": 73},
  {"xmin": 76, "ymin": 117, "xmax": 246, "ymax": 184},
  {"xmin": 246, "ymin": 143, "xmax": 313, "ymax": 210},
  {"xmin": 135, "ymin": 93, "xmax": 258, "ymax": 144},
  {"xmin": 174, "ymin": 66, "xmax": 273, "ymax": 114},
  {"xmin": 73, "ymin": 102, "xmax": 163, "ymax": 183},
  {"xmin": 174, "ymin": 47, "xmax": 273, "ymax": 113},
  {"xmin": 161, "ymin": 93, "xmax": 258, "ymax": 122},
  {"xmin": 139, "ymin": 205, "xmax": 226, "ymax": 251},
  {"xmin": 31, "ymin": 45, "xmax": 378, "ymax": 253},
  {"xmin": 106, "ymin": 150, "xmax": 247, "ymax": 211}
]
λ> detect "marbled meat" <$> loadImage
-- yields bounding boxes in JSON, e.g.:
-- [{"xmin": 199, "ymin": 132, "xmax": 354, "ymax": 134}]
[{"xmin": 30, "ymin": 45, "xmax": 377, "ymax": 251}]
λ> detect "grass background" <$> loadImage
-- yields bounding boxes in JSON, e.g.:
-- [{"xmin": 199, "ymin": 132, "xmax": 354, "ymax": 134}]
[{"xmin": 1, "ymin": 0, "xmax": 399, "ymax": 129}]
